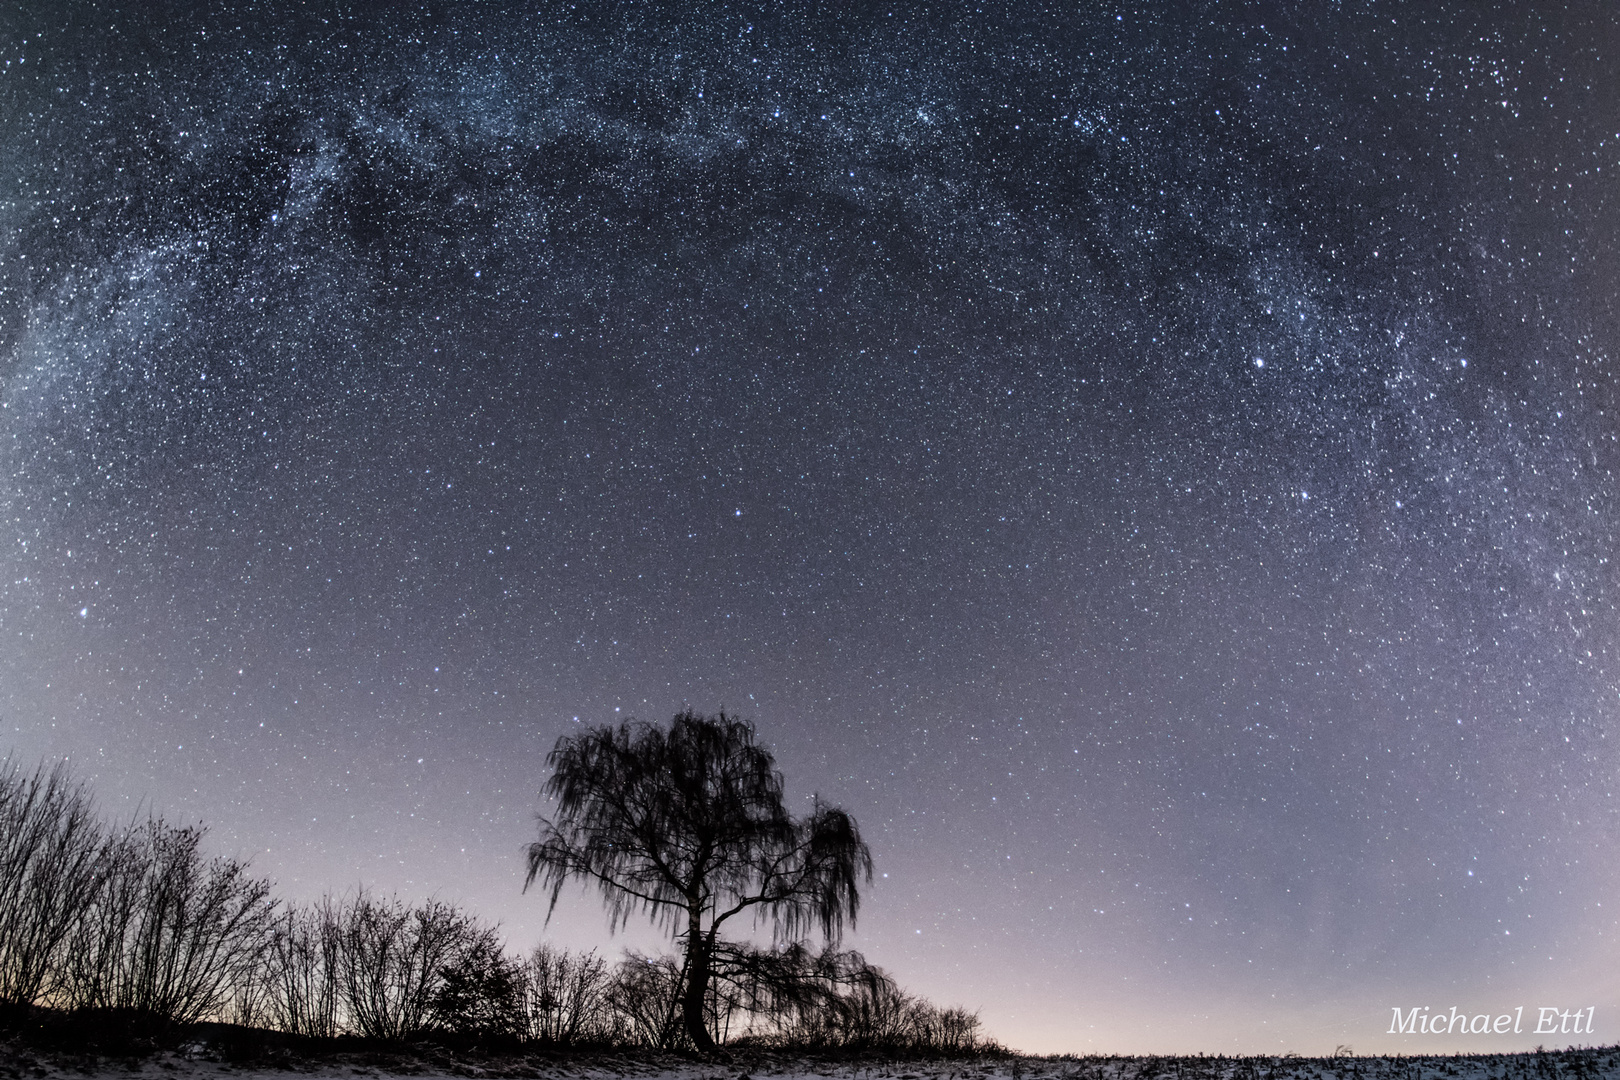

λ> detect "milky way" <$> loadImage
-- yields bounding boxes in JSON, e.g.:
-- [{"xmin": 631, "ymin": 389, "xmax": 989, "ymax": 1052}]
[{"xmin": 2, "ymin": 1, "xmax": 1617, "ymax": 1054}]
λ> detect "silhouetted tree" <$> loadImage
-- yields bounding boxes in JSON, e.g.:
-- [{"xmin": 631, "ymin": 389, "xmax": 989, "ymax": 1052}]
[
  {"xmin": 525, "ymin": 709, "xmax": 872, "ymax": 1051},
  {"xmin": 62, "ymin": 817, "xmax": 275, "ymax": 1031},
  {"xmin": 432, "ymin": 927, "xmax": 523, "ymax": 1037},
  {"xmin": 517, "ymin": 943, "xmax": 614, "ymax": 1044},
  {"xmin": 0, "ymin": 760, "xmax": 104, "ymax": 1021},
  {"xmin": 263, "ymin": 899, "xmax": 343, "ymax": 1038},
  {"xmin": 606, "ymin": 949, "xmax": 683, "ymax": 1048},
  {"xmin": 337, "ymin": 892, "xmax": 497, "ymax": 1040}
]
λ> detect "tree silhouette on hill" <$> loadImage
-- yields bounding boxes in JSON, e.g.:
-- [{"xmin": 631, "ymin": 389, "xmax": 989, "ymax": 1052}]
[{"xmin": 524, "ymin": 709, "xmax": 872, "ymax": 1052}]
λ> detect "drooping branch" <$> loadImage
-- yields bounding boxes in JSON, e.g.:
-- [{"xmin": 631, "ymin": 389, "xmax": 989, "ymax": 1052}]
[{"xmin": 524, "ymin": 710, "xmax": 872, "ymax": 1050}]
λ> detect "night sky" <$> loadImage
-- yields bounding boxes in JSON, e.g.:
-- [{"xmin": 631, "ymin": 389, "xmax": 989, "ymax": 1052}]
[{"xmin": 3, "ymin": 0, "xmax": 1618, "ymax": 1055}]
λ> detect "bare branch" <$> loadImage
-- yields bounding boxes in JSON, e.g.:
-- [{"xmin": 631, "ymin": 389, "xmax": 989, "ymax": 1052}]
[{"xmin": 524, "ymin": 710, "xmax": 872, "ymax": 1050}]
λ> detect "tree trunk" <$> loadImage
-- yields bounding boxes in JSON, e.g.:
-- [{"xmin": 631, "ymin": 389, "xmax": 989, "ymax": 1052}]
[{"xmin": 681, "ymin": 909, "xmax": 718, "ymax": 1052}]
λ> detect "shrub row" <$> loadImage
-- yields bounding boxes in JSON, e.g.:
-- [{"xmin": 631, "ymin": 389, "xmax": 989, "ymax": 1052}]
[
  {"xmin": 0, "ymin": 758, "xmax": 987, "ymax": 1051},
  {"xmin": 0, "ymin": 761, "xmax": 276, "ymax": 1035}
]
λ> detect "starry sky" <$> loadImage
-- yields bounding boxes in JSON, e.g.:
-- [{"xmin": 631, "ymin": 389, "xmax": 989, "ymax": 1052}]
[{"xmin": 3, "ymin": 0, "xmax": 1618, "ymax": 1056}]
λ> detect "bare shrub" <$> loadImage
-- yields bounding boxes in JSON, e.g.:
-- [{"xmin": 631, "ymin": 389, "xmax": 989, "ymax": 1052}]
[
  {"xmin": 709, "ymin": 943, "xmax": 897, "ymax": 1047},
  {"xmin": 700, "ymin": 940, "xmax": 833, "ymax": 1044},
  {"xmin": 218, "ymin": 968, "xmax": 273, "ymax": 1031},
  {"xmin": 339, "ymin": 893, "xmax": 444, "ymax": 1039},
  {"xmin": 0, "ymin": 760, "xmax": 104, "ymax": 1017},
  {"xmin": 262, "ymin": 899, "xmax": 343, "ymax": 1037},
  {"xmin": 63, "ymin": 818, "xmax": 276, "ymax": 1029},
  {"xmin": 827, "ymin": 963, "xmax": 917, "ymax": 1047},
  {"xmin": 338, "ymin": 892, "xmax": 505, "ymax": 1039},
  {"xmin": 515, "ymin": 943, "xmax": 614, "ymax": 1044},
  {"xmin": 927, "ymin": 1004, "xmax": 986, "ymax": 1053},
  {"xmin": 820, "ymin": 964, "xmax": 987, "ymax": 1052},
  {"xmin": 680, "ymin": 941, "xmax": 989, "ymax": 1053},
  {"xmin": 431, "ymin": 927, "xmax": 522, "ymax": 1037},
  {"xmin": 60, "ymin": 820, "xmax": 144, "ymax": 1014},
  {"xmin": 606, "ymin": 950, "xmax": 684, "ymax": 1048}
]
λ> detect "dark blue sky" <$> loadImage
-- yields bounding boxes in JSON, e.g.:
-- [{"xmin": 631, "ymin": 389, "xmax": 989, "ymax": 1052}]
[{"xmin": 2, "ymin": 1, "xmax": 1617, "ymax": 1053}]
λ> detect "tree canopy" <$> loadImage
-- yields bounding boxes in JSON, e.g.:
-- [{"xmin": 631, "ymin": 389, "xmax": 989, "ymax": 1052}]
[{"xmin": 525, "ymin": 709, "xmax": 872, "ymax": 1051}]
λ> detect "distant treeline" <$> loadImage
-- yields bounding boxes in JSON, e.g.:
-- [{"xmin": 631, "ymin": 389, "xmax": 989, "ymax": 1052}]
[{"xmin": 0, "ymin": 758, "xmax": 987, "ymax": 1051}]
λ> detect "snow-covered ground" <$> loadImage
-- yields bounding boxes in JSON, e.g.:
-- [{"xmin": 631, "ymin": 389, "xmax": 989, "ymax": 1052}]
[{"xmin": 5, "ymin": 1045, "xmax": 1620, "ymax": 1080}]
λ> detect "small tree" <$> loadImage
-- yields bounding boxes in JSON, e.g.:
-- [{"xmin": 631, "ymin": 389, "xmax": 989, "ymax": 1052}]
[{"xmin": 525, "ymin": 709, "xmax": 872, "ymax": 1051}]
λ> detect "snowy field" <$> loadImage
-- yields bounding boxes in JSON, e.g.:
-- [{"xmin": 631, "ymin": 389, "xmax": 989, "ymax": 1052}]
[{"xmin": 5, "ymin": 1044, "xmax": 1620, "ymax": 1080}]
